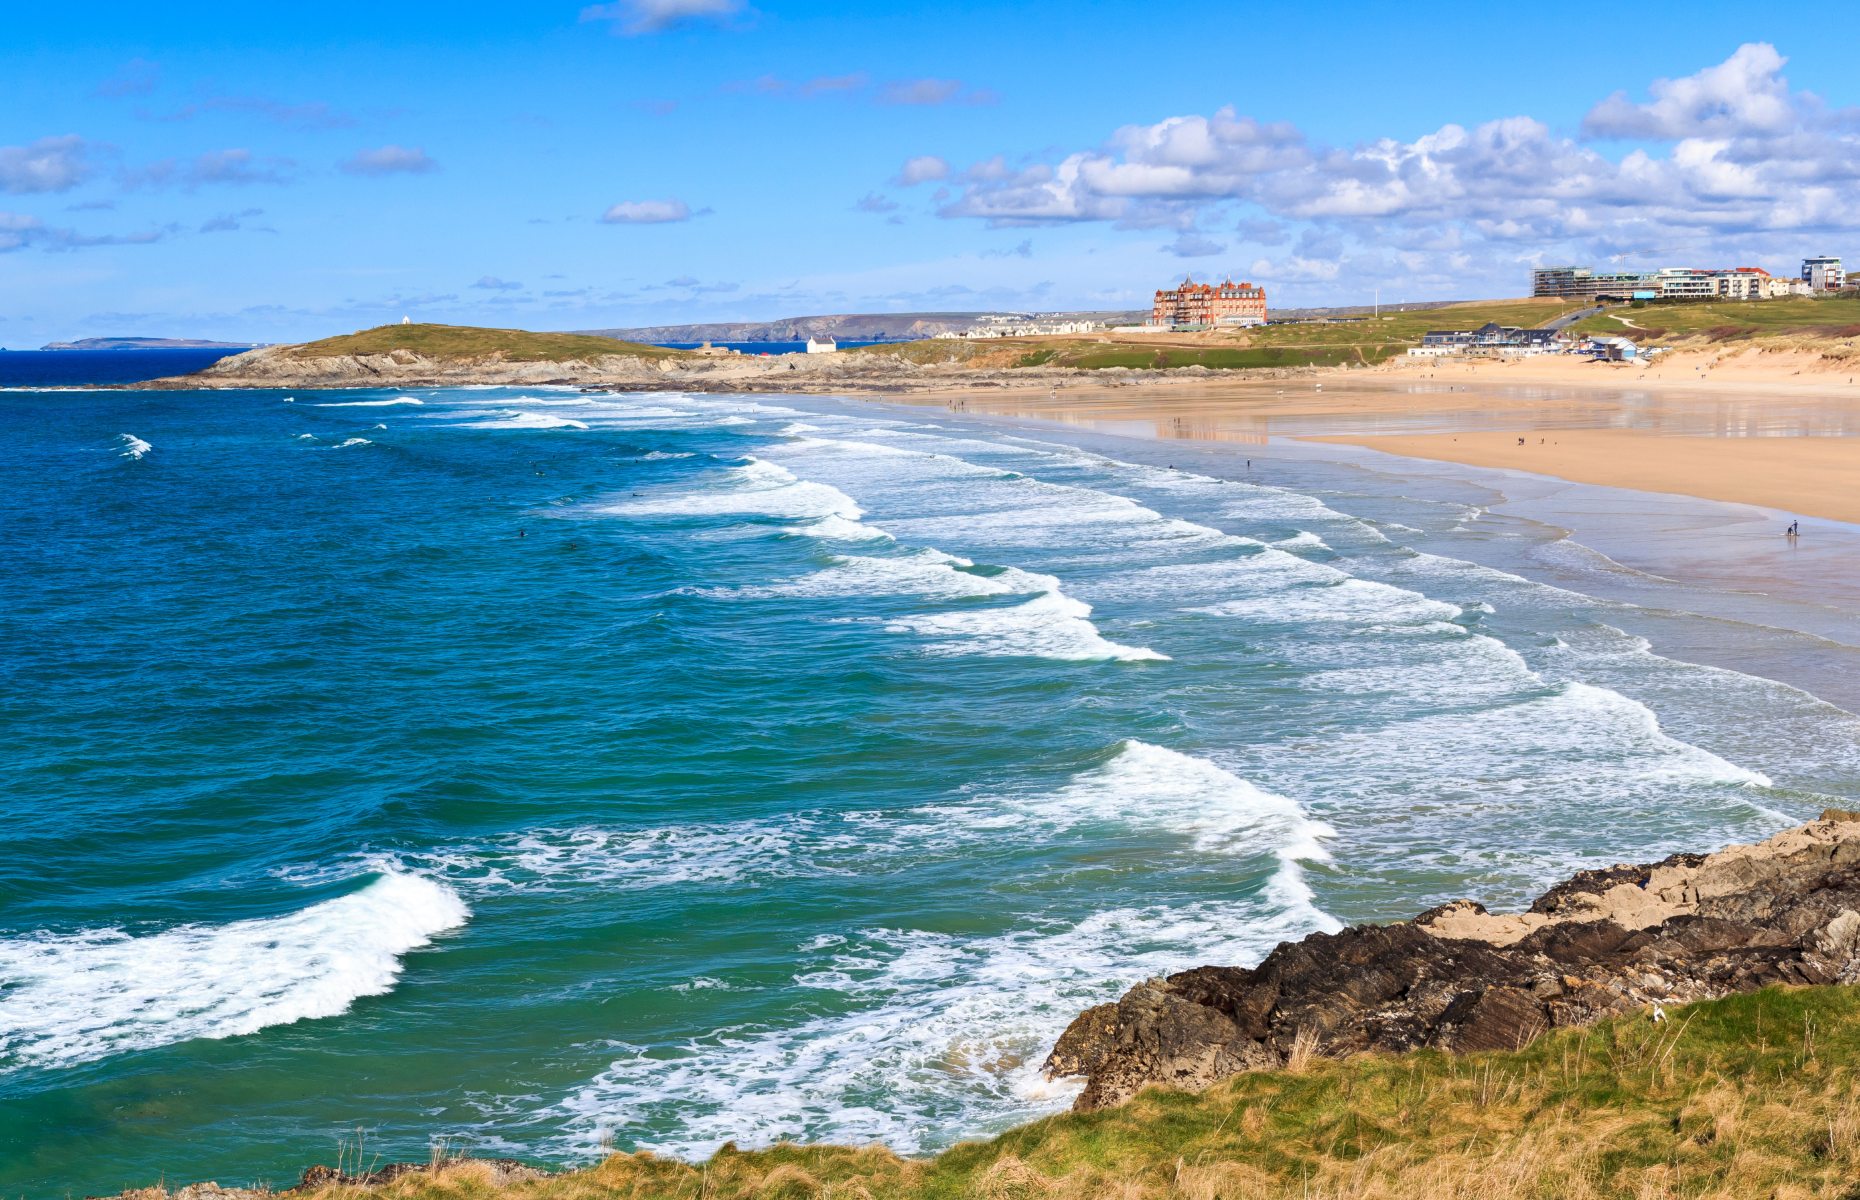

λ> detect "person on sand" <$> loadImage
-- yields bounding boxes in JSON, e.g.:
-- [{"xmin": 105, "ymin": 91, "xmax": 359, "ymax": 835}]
[{"xmin": 1788, "ymin": 521, "xmax": 1800, "ymax": 538}]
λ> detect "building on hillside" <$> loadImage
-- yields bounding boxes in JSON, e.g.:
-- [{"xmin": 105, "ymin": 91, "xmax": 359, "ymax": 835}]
[
  {"xmin": 1804, "ymin": 256, "xmax": 1845, "ymax": 292},
  {"xmin": 1149, "ymin": 277, "xmax": 1268, "ymax": 328},
  {"xmin": 804, "ymin": 336, "xmax": 838, "ymax": 354},
  {"xmin": 1531, "ymin": 267, "xmax": 1659, "ymax": 301},
  {"xmin": 1535, "ymin": 263, "xmax": 1807, "ymax": 302},
  {"xmin": 935, "ymin": 314, "xmax": 1106, "ymax": 339}
]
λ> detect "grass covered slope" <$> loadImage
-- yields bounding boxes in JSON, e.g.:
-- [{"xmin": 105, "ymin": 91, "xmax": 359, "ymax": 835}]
[
  {"xmin": 285, "ymin": 324, "xmax": 681, "ymax": 362},
  {"xmin": 855, "ymin": 299, "xmax": 1587, "ymax": 371},
  {"xmin": 1568, "ymin": 297, "xmax": 1860, "ymax": 345},
  {"xmin": 256, "ymin": 984, "xmax": 1860, "ymax": 1200}
]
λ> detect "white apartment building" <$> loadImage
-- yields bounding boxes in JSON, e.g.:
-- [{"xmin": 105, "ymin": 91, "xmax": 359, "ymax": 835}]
[{"xmin": 1804, "ymin": 256, "xmax": 1845, "ymax": 292}]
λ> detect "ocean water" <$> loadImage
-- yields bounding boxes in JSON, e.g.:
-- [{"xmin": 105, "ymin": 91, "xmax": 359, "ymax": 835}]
[
  {"xmin": 2, "ymin": 385, "xmax": 1854, "ymax": 1196},
  {"xmin": 0, "ymin": 348, "xmax": 242, "ymax": 386}
]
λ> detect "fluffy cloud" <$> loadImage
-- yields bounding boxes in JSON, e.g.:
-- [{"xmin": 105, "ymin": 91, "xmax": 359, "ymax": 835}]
[
  {"xmin": 1165, "ymin": 232, "xmax": 1225, "ymax": 258},
  {"xmin": 895, "ymin": 155, "xmax": 949, "ymax": 186},
  {"xmin": 601, "ymin": 198, "xmax": 695, "ymax": 223},
  {"xmin": 339, "ymin": 145, "xmax": 438, "ymax": 176},
  {"xmin": 580, "ymin": 0, "xmax": 744, "ymax": 35},
  {"xmin": 854, "ymin": 192, "xmax": 899, "ymax": 214},
  {"xmin": 0, "ymin": 136, "xmax": 93, "ymax": 194},
  {"xmin": 1583, "ymin": 43, "xmax": 1799, "ymax": 139},
  {"xmin": 928, "ymin": 45, "xmax": 1860, "ymax": 289},
  {"xmin": 472, "ymin": 276, "xmax": 523, "ymax": 291}
]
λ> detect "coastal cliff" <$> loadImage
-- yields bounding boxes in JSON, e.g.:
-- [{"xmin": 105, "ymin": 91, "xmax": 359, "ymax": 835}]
[{"xmin": 1046, "ymin": 810, "xmax": 1860, "ymax": 1110}]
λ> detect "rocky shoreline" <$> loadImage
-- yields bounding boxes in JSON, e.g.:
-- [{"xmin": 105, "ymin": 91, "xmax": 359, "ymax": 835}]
[{"xmin": 1045, "ymin": 810, "xmax": 1860, "ymax": 1110}]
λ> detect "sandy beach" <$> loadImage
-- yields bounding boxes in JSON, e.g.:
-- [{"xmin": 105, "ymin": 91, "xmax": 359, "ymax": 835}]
[{"xmin": 900, "ymin": 348, "xmax": 1860, "ymax": 527}]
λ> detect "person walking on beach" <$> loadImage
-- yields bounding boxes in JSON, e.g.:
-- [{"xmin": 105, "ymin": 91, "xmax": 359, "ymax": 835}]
[{"xmin": 1787, "ymin": 520, "xmax": 1800, "ymax": 538}]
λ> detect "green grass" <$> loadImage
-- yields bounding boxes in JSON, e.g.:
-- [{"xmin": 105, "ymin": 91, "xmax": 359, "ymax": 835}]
[
  {"xmin": 852, "ymin": 300, "xmax": 1586, "ymax": 372},
  {"xmin": 1568, "ymin": 297, "xmax": 1860, "ymax": 343},
  {"xmin": 186, "ymin": 984, "xmax": 1860, "ymax": 1200},
  {"xmin": 288, "ymin": 324, "xmax": 682, "ymax": 362}
]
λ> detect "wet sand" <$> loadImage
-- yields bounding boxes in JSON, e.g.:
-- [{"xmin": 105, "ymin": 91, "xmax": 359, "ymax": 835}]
[
  {"xmin": 1313, "ymin": 429, "xmax": 1860, "ymax": 525},
  {"xmin": 878, "ymin": 373, "xmax": 1860, "ymax": 682}
]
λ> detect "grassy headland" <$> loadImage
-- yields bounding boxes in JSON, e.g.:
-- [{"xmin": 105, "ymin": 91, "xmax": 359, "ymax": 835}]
[
  {"xmin": 1567, "ymin": 296, "xmax": 1860, "ymax": 346},
  {"xmin": 286, "ymin": 324, "xmax": 683, "ymax": 362},
  {"xmin": 177, "ymin": 984, "xmax": 1860, "ymax": 1200},
  {"xmin": 853, "ymin": 299, "xmax": 1587, "ymax": 372}
]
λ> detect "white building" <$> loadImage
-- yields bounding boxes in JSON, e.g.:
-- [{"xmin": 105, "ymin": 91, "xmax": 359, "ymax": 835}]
[
  {"xmin": 1804, "ymin": 256, "xmax": 1845, "ymax": 292},
  {"xmin": 805, "ymin": 336, "xmax": 838, "ymax": 354}
]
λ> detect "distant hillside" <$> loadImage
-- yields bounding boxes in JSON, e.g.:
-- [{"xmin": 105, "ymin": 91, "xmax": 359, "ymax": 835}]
[
  {"xmin": 41, "ymin": 336, "xmax": 259, "ymax": 350},
  {"xmin": 576, "ymin": 310, "xmax": 1145, "ymax": 344}
]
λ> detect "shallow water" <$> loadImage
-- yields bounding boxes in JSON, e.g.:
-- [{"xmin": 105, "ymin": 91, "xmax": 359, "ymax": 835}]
[{"xmin": 2, "ymin": 387, "xmax": 1853, "ymax": 1196}]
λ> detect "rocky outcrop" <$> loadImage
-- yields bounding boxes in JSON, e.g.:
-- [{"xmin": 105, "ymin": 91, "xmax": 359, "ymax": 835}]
[{"xmin": 1047, "ymin": 811, "xmax": 1860, "ymax": 1110}]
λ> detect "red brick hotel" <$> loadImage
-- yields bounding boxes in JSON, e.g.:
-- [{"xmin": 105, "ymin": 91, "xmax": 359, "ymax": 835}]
[{"xmin": 1149, "ymin": 276, "xmax": 1268, "ymax": 328}]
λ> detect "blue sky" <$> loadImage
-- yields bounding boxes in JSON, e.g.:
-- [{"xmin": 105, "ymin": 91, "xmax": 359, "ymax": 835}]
[{"xmin": 5, "ymin": 0, "xmax": 1859, "ymax": 343}]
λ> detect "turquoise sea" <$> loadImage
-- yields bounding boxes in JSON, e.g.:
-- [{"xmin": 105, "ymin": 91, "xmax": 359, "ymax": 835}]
[{"xmin": 3, "ymin": 383, "xmax": 1856, "ymax": 1196}]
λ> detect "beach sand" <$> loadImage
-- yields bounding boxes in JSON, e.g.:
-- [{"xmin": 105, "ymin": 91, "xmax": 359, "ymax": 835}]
[
  {"xmin": 1309, "ymin": 429, "xmax": 1860, "ymax": 525},
  {"xmin": 904, "ymin": 351, "xmax": 1860, "ymax": 523}
]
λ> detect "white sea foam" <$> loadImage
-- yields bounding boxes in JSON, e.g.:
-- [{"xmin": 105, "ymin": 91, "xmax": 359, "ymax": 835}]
[
  {"xmin": 560, "ymin": 892, "xmax": 1336, "ymax": 1159},
  {"xmin": 602, "ymin": 457, "xmax": 865, "ymax": 524},
  {"xmin": 0, "ymin": 873, "xmax": 468, "ymax": 1071},
  {"xmin": 331, "ymin": 437, "xmax": 373, "ymax": 449},
  {"xmin": 1193, "ymin": 577, "xmax": 1462, "ymax": 626},
  {"xmin": 456, "ymin": 411, "xmax": 590, "ymax": 431},
  {"xmin": 1003, "ymin": 741, "xmax": 1335, "ymax": 867},
  {"xmin": 314, "ymin": 398, "xmax": 423, "ymax": 407},
  {"xmin": 116, "ymin": 434, "xmax": 151, "ymax": 460},
  {"xmin": 295, "ymin": 433, "xmax": 317, "ymax": 441},
  {"xmin": 884, "ymin": 588, "xmax": 1168, "ymax": 662}
]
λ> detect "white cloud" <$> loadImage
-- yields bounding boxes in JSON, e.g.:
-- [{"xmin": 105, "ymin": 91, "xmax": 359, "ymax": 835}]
[
  {"xmin": 580, "ymin": 0, "xmax": 744, "ymax": 35},
  {"xmin": 928, "ymin": 44, "xmax": 1860, "ymax": 290},
  {"xmin": 601, "ymin": 198, "xmax": 695, "ymax": 224},
  {"xmin": 472, "ymin": 276, "xmax": 523, "ymax": 291},
  {"xmin": 1165, "ymin": 232, "xmax": 1225, "ymax": 258},
  {"xmin": 0, "ymin": 136, "xmax": 93, "ymax": 194},
  {"xmin": 895, "ymin": 155, "xmax": 949, "ymax": 186},
  {"xmin": 1583, "ymin": 43, "xmax": 1799, "ymax": 139},
  {"xmin": 339, "ymin": 145, "xmax": 438, "ymax": 176}
]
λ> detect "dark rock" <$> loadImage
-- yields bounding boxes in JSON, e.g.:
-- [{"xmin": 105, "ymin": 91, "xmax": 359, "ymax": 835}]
[{"xmin": 1046, "ymin": 815, "xmax": 1860, "ymax": 1109}]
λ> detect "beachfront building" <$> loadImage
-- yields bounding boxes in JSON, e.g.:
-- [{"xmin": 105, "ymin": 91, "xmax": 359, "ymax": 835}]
[
  {"xmin": 805, "ymin": 336, "xmax": 838, "ymax": 354},
  {"xmin": 1407, "ymin": 322, "xmax": 1561, "ymax": 358},
  {"xmin": 1149, "ymin": 277, "xmax": 1268, "ymax": 329},
  {"xmin": 1804, "ymin": 256, "xmax": 1845, "ymax": 292}
]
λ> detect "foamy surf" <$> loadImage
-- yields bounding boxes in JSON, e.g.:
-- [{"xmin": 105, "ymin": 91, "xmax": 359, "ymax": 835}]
[
  {"xmin": 117, "ymin": 434, "xmax": 151, "ymax": 460},
  {"xmin": 0, "ymin": 873, "xmax": 468, "ymax": 1071},
  {"xmin": 456, "ymin": 411, "xmax": 590, "ymax": 431},
  {"xmin": 314, "ymin": 398, "xmax": 423, "ymax": 407}
]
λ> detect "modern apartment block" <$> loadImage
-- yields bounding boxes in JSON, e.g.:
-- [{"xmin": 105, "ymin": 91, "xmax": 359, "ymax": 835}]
[
  {"xmin": 1533, "ymin": 264, "xmax": 1806, "ymax": 301},
  {"xmin": 1804, "ymin": 256, "xmax": 1845, "ymax": 291}
]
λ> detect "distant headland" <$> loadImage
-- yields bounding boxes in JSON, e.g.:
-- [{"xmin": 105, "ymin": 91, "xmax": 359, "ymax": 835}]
[{"xmin": 40, "ymin": 336, "xmax": 261, "ymax": 351}]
